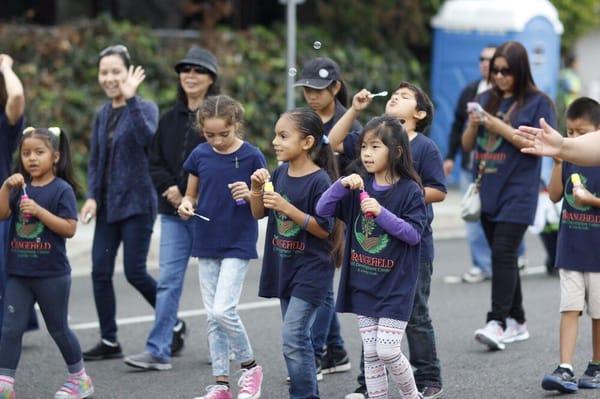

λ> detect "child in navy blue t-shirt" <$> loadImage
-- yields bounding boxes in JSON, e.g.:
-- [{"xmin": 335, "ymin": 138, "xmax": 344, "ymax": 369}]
[
  {"xmin": 178, "ymin": 96, "xmax": 266, "ymax": 399},
  {"xmin": 249, "ymin": 108, "xmax": 341, "ymax": 399},
  {"xmin": 328, "ymin": 81, "xmax": 447, "ymax": 395},
  {"xmin": 317, "ymin": 115, "xmax": 427, "ymax": 399},
  {"xmin": 0, "ymin": 127, "xmax": 93, "ymax": 398},
  {"xmin": 542, "ymin": 97, "xmax": 600, "ymax": 393}
]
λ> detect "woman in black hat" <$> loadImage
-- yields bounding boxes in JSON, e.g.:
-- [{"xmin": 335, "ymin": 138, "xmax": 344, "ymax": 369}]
[
  {"xmin": 81, "ymin": 44, "xmax": 160, "ymax": 361},
  {"xmin": 123, "ymin": 46, "xmax": 220, "ymax": 371}
]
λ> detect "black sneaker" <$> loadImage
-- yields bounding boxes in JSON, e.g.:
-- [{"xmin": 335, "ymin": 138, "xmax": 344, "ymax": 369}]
[
  {"xmin": 170, "ymin": 319, "xmax": 187, "ymax": 356},
  {"xmin": 541, "ymin": 365, "xmax": 578, "ymax": 393},
  {"xmin": 83, "ymin": 340, "xmax": 123, "ymax": 361},
  {"xmin": 420, "ymin": 385, "xmax": 443, "ymax": 399},
  {"xmin": 578, "ymin": 362, "xmax": 600, "ymax": 389},
  {"xmin": 286, "ymin": 358, "xmax": 322, "ymax": 383},
  {"xmin": 321, "ymin": 346, "xmax": 351, "ymax": 374},
  {"xmin": 344, "ymin": 385, "xmax": 367, "ymax": 399}
]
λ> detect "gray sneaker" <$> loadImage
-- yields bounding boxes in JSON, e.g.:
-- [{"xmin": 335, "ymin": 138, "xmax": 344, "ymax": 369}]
[{"xmin": 124, "ymin": 351, "xmax": 172, "ymax": 371}]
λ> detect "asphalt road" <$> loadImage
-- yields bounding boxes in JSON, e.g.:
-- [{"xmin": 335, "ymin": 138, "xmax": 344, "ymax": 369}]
[{"xmin": 12, "ymin": 233, "xmax": 599, "ymax": 399}]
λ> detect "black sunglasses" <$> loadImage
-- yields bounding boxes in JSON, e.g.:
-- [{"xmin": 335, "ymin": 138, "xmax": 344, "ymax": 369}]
[
  {"xmin": 99, "ymin": 44, "xmax": 130, "ymax": 58},
  {"xmin": 491, "ymin": 67, "xmax": 512, "ymax": 77},
  {"xmin": 479, "ymin": 56, "xmax": 492, "ymax": 62},
  {"xmin": 179, "ymin": 65, "xmax": 211, "ymax": 74}
]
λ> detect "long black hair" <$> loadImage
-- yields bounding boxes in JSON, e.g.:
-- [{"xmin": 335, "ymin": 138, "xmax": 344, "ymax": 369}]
[
  {"xmin": 351, "ymin": 115, "xmax": 422, "ymax": 188},
  {"xmin": 16, "ymin": 127, "xmax": 81, "ymax": 195},
  {"xmin": 484, "ymin": 41, "xmax": 550, "ymax": 123},
  {"xmin": 282, "ymin": 107, "xmax": 344, "ymax": 266}
]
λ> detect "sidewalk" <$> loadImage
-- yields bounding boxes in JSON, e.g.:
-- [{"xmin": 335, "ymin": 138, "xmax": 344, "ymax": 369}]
[{"xmin": 67, "ymin": 188, "xmax": 465, "ymax": 275}]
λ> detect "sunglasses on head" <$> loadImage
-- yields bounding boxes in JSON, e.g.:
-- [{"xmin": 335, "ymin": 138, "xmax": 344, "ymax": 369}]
[
  {"xmin": 491, "ymin": 67, "xmax": 512, "ymax": 77},
  {"xmin": 99, "ymin": 44, "xmax": 130, "ymax": 59},
  {"xmin": 179, "ymin": 65, "xmax": 211, "ymax": 74}
]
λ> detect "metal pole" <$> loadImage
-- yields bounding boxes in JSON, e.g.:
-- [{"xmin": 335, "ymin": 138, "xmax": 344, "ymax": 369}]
[
  {"xmin": 281, "ymin": 0, "xmax": 305, "ymax": 110},
  {"xmin": 286, "ymin": 0, "xmax": 296, "ymax": 110}
]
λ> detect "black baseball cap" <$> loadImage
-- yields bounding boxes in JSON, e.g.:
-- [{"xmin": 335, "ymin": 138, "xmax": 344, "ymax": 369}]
[
  {"xmin": 294, "ymin": 57, "xmax": 341, "ymax": 90},
  {"xmin": 174, "ymin": 46, "xmax": 218, "ymax": 76}
]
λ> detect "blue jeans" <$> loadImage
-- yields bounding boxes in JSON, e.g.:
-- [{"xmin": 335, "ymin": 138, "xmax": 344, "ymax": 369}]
[
  {"xmin": 91, "ymin": 208, "xmax": 157, "ymax": 342},
  {"xmin": 281, "ymin": 296, "xmax": 320, "ymax": 399},
  {"xmin": 406, "ymin": 261, "xmax": 442, "ymax": 389},
  {"xmin": 460, "ymin": 170, "xmax": 525, "ymax": 275},
  {"xmin": 198, "ymin": 258, "xmax": 253, "ymax": 377},
  {"xmin": 0, "ymin": 275, "xmax": 83, "ymax": 376},
  {"xmin": 311, "ymin": 289, "xmax": 345, "ymax": 359},
  {"xmin": 146, "ymin": 215, "xmax": 194, "ymax": 360}
]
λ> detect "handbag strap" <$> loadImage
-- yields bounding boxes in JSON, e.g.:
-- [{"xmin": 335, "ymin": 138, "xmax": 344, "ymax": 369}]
[{"xmin": 474, "ymin": 100, "xmax": 518, "ymax": 189}]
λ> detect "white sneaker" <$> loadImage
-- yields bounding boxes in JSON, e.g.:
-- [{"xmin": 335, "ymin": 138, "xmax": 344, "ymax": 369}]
[
  {"xmin": 462, "ymin": 267, "xmax": 488, "ymax": 283},
  {"xmin": 502, "ymin": 317, "xmax": 530, "ymax": 343},
  {"xmin": 474, "ymin": 320, "xmax": 506, "ymax": 350}
]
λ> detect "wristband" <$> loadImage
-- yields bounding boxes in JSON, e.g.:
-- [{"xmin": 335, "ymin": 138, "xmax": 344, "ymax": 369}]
[{"xmin": 302, "ymin": 214, "xmax": 311, "ymax": 230}]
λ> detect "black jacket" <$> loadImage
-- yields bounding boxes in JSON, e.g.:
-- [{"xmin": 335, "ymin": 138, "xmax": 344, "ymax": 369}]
[
  {"xmin": 445, "ymin": 80, "xmax": 480, "ymax": 171},
  {"xmin": 149, "ymin": 101, "xmax": 204, "ymax": 214}
]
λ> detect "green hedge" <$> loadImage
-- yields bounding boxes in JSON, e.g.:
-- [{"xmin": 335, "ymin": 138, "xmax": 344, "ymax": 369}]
[{"xmin": 0, "ymin": 16, "xmax": 425, "ymax": 194}]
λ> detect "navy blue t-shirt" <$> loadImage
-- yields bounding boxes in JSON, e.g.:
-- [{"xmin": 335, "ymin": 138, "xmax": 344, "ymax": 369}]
[
  {"xmin": 343, "ymin": 130, "xmax": 446, "ymax": 263},
  {"xmin": 408, "ymin": 133, "xmax": 447, "ymax": 262},
  {"xmin": 555, "ymin": 162, "xmax": 600, "ymax": 272},
  {"xmin": 7, "ymin": 178, "xmax": 77, "ymax": 277},
  {"xmin": 474, "ymin": 90, "xmax": 556, "ymax": 224},
  {"xmin": 183, "ymin": 141, "xmax": 267, "ymax": 259},
  {"xmin": 323, "ymin": 100, "xmax": 362, "ymax": 174},
  {"xmin": 0, "ymin": 113, "xmax": 24, "ymax": 182},
  {"xmin": 258, "ymin": 164, "xmax": 335, "ymax": 306},
  {"xmin": 334, "ymin": 176, "xmax": 426, "ymax": 321}
]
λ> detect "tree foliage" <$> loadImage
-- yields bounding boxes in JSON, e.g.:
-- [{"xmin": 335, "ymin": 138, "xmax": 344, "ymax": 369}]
[{"xmin": 550, "ymin": 0, "xmax": 600, "ymax": 50}]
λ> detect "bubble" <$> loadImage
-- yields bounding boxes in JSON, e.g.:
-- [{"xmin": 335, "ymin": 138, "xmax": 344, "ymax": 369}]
[
  {"xmin": 288, "ymin": 67, "xmax": 297, "ymax": 77},
  {"xmin": 318, "ymin": 68, "xmax": 329, "ymax": 78},
  {"xmin": 313, "ymin": 41, "xmax": 322, "ymax": 50}
]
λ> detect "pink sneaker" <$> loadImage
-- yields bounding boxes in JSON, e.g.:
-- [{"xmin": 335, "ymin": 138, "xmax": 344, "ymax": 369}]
[
  {"xmin": 0, "ymin": 376, "xmax": 15, "ymax": 399},
  {"xmin": 194, "ymin": 385, "xmax": 233, "ymax": 399},
  {"xmin": 474, "ymin": 320, "xmax": 506, "ymax": 350},
  {"xmin": 237, "ymin": 365, "xmax": 263, "ymax": 399},
  {"xmin": 54, "ymin": 372, "xmax": 94, "ymax": 399}
]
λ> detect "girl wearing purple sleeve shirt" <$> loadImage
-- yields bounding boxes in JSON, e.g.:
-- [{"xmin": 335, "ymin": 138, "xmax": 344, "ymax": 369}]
[{"xmin": 317, "ymin": 115, "xmax": 427, "ymax": 399}]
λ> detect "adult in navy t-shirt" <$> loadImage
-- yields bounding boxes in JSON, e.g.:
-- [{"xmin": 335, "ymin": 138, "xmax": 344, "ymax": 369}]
[
  {"xmin": 7, "ymin": 178, "xmax": 78, "ymax": 277},
  {"xmin": 555, "ymin": 163, "xmax": 600, "ymax": 272},
  {"xmin": 183, "ymin": 141, "xmax": 266, "ymax": 259},
  {"xmin": 474, "ymin": 90, "xmax": 556, "ymax": 225},
  {"xmin": 343, "ymin": 130, "xmax": 446, "ymax": 263},
  {"xmin": 259, "ymin": 163, "xmax": 335, "ymax": 306},
  {"xmin": 321, "ymin": 176, "xmax": 427, "ymax": 321}
]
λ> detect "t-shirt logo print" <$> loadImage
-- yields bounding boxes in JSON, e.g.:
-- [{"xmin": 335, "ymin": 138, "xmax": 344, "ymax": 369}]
[
  {"xmin": 477, "ymin": 131, "xmax": 503, "ymax": 153},
  {"xmin": 275, "ymin": 195, "xmax": 301, "ymax": 238},
  {"xmin": 565, "ymin": 174, "xmax": 593, "ymax": 212},
  {"xmin": 15, "ymin": 214, "xmax": 44, "ymax": 240},
  {"xmin": 354, "ymin": 214, "xmax": 389, "ymax": 254}
]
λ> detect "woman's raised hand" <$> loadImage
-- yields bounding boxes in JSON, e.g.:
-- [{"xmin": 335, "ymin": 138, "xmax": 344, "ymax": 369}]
[
  {"xmin": 119, "ymin": 65, "xmax": 146, "ymax": 100},
  {"xmin": 515, "ymin": 118, "xmax": 564, "ymax": 157}
]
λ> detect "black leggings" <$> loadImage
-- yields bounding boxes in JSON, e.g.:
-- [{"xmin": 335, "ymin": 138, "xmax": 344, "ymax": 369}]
[
  {"xmin": 0, "ymin": 275, "xmax": 83, "ymax": 376},
  {"xmin": 481, "ymin": 214, "xmax": 528, "ymax": 328}
]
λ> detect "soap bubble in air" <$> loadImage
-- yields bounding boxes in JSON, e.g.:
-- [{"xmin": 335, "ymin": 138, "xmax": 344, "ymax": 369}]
[
  {"xmin": 313, "ymin": 41, "xmax": 322, "ymax": 50},
  {"xmin": 288, "ymin": 67, "xmax": 297, "ymax": 77}
]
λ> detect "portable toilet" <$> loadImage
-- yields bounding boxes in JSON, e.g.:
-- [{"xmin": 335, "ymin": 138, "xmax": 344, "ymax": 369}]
[{"xmin": 429, "ymin": 0, "xmax": 563, "ymax": 179}]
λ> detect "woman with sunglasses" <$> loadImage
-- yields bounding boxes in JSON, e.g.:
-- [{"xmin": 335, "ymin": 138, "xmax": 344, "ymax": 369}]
[
  {"xmin": 461, "ymin": 41, "xmax": 557, "ymax": 351},
  {"xmin": 124, "ymin": 46, "xmax": 220, "ymax": 371},
  {"xmin": 80, "ymin": 44, "xmax": 160, "ymax": 360}
]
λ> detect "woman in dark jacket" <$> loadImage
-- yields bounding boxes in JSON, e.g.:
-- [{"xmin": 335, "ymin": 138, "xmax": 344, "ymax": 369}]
[
  {"xmin": 124, "ymin": 47, "xmax": 220, "ymax": 370},
  {"xmin": 80, "ymin": 45, "xmax": 159, "ymax": 360}
]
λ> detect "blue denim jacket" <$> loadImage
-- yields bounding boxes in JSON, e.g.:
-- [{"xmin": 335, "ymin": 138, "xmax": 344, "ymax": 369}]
[{"xmin": 87, "ymin": 96, "xmax": 158, "ymax": 223}]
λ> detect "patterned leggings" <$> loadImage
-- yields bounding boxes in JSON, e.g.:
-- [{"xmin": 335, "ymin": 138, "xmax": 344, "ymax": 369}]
[{"xmin": 358, "ymin": 316, "xmax": 419, "ymax": 399}]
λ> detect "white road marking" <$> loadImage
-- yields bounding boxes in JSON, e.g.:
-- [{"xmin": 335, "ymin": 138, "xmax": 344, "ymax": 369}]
[{"xmin": 442, "ymin": 265, "xmax": 549, "ymax": 284}]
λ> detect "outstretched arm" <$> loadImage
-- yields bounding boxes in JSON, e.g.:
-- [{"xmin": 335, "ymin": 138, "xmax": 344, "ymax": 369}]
[
  {"xmin": 0, "ymin": 54, "xmax": 25, "ymax": 125},
  {"xmin": 328, "ymin": 89, "xmax": 373, "ymax": 153}
]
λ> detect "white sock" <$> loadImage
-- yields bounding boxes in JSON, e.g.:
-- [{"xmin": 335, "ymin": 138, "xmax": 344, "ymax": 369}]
[
  {"xmin": 559, "ymin": 363, "xmax": 573, "ymax": 372},
  {"xmin": 101, "ymin": 339, "xmax": 119, "ymax": 347}
]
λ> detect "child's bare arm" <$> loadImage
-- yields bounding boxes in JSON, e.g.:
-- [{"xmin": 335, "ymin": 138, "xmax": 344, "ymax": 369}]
[{"xmin": 547, "ymin": 160, "xmax": 564, "ymax": 203}]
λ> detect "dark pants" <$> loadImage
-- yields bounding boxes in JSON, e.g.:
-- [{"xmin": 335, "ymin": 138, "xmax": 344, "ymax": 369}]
[
  {"xmin": 0, "ymin": 219, "xmax": 38, "ymax": 341},
  {"xmin": 480, "ymin": 214, "xmax": 528, "ymax": 327},
  {"xmin": 92, "ymin": 208, "xmax": 156, "ymax": 342},
  {"xmin": 406, "ymin": 261, "xmax": 442, "ymax": 389},
  {"xmin": 356, "ymin": 261, "xmax": 442, "ymax": 389},
  {"xmin": 0, "ymin": 275, "xmax": 82, "ymax": 375}
]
